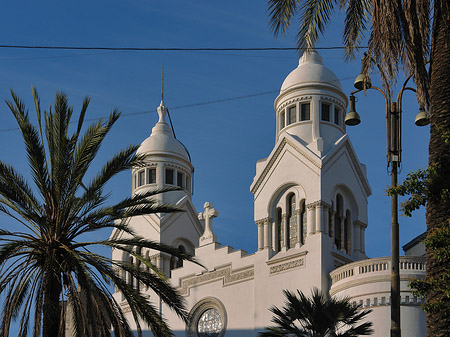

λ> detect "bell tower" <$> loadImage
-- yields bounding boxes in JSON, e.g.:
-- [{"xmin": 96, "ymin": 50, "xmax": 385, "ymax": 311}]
[
  {"xmin": 250, "ymin": 51, "xmax": 371, "ymax": 273},
  {"xmin": 112, "ymin": 98, "xmax": 203, "ymax": 276}
]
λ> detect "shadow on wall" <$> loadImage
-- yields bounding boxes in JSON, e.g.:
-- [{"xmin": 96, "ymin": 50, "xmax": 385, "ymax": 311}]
[{"xmin": 114, "ymin": 329, "xmax": 264, "ymax": 337}]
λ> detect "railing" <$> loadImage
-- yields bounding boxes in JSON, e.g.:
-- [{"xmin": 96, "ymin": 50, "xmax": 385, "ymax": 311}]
[{"xmin": 330, "ymin": 256, "xmax": 426, "ymax": 286}]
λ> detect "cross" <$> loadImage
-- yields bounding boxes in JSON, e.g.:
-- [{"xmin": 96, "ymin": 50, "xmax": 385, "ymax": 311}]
[{"xmin": 198, "ymin": 202, "xmax": 218, "ymax": 246}]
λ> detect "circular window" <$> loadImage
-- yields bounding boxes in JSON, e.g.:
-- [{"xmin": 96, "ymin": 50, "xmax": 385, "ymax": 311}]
[
  {"xmin": 186, "ymin": 298, "xmax": 227, "ymax": 337},
  {"xmin": 197, "ymin": 308, "xmax": 223, "ymax": 336}
]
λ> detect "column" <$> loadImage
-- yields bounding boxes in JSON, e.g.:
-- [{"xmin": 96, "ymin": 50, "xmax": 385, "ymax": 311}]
[
  {"xmin": 257, "ymin": 221, "xmax": 264, "ymax": 251},
  {"xmin": 307, "ymin": 204, "xmax": 315, "ymax": 236},
  {"xmin": 263, "ymin": 218, "xmax": 271, "ymax": 250},
  {"xmin": 316, "ymin": 203, "xmax": 324, "ymax": 233},
  {"xmin": 272, "ymin": 220, "xmax": 280, "ymax": 252},
  {"xmin": 360, "ymin": 222, "xmax": 367, "ymax": 254},
  {"xmin": 340, "ymin": 216, "xmax": 345, "ymax": 252},
  {"xmin": 323, "ymin": 206, "xmax": 329, "ymax": 236},
  {"xmin": 353, "ymin": 221, "xmax": 361, "ymax": 253}
]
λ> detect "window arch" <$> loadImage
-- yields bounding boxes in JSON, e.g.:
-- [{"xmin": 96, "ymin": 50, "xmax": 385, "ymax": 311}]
[
  {"xmin": 344, "ymin": 210, "xmax": 351, "ymax": 254},
  {"xmin": 300, "ymin": 200, "xmax": 306, "ymax": 245},
  {"xmin": 275, "ymin": 207, "xmax": 283, "ymax": 252},
  {"xmin": 335, "ymin": 194, "xmax": 343, "ymax": 250},
  {"xmin": 328, "ymin": 202, "xmax": 334, "ymax": 238},
  {"xmin": 287, "ymin": 193, "xmax": 296, "ymax": 249}
]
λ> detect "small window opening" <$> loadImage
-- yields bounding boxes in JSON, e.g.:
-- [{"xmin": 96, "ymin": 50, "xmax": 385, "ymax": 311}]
[
  {"xmin": 334, "ymin": 107, "xmax": 341, "ymax": 126},
  {"xmin": 147, "ymin": 168, "xmax": 156, "ymax": 184},
  {"xmin": 177, "ymin": 171, "xmax": 184, "ymax": 188},
  {"xmin": 288, "ymin": 106, "xmax": 296, "ymax": 125},
  {"xmin": 137, "ymin": 170, "xmax": 145, "ymax": 187},
  {"xmin": 321, "ymin": 103, "xmax": 330, "ymax": 121},
  {"xmin": 301, "ymin": 103, "xmax": 310, "ymax": 121},
  {"xmin": 165, "ymin": 168, "xmax": 174, "ymax": 185},
  {"xmin": 280, "ymin": 111, "xmax": 285, "ymax": 130}
]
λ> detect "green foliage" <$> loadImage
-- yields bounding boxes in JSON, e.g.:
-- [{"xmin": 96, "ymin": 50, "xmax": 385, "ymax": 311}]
[
  {"xmin": 259, "ymin": 288, "xmax": 373, "ymax": 337},
  {"xmin": 410, "ymin": 225, "xmax": 450, "ymax": 313},
  {"xmin": 0, "ymin": 88, "xmax": 195, "ymax": 337},
  {"xmin": 388, "ymin": 128, "xmax": 450, "ymax": 319}
]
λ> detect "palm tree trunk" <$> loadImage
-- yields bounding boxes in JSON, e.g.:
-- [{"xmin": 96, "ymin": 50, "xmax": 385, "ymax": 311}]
[
  {"xmin": 42, "ymin": 272, "xmax": 63, "ymax": 337},
  {"xmin": 426, "ymin": 1, "xmax": 450, "ymax": 335}
]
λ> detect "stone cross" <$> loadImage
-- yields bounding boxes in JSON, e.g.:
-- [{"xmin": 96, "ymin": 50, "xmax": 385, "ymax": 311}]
[{"xmin": 198, "ymin": 202, "xmax": 218, "ymax": 246}]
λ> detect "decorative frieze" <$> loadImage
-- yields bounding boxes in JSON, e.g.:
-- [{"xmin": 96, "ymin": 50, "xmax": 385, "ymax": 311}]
[
  {"xmin": 269, "ymin": 258, "xmax": 305, "ymax": 274},
  {"xmin": 276, "ymin": 96, "xmax": 313, "ymax": 112},
  {"xmin": 178, "ymin": 265, "xmax": 254, "ymax": 296}
]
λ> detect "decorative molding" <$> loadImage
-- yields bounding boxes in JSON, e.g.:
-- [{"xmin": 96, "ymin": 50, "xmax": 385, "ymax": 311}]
[
  {"xmin": 276, "ymin": 96, "xmax": 312, "ymax": 112},
  {"xmin": 306, "ymin": 200, "xmax": 331, "ymax": 210},
  {"xmin": 344, "ymin": 141, "xmax": 371, "ymax": 196},
  {"xmin": 353, "ymin": 220, "xmax": 367, "ymax": 229},
  {"xmin": 251, "ymin": 138, "xmax": 287, "ymax": 194},
  {"xmin": 177, "ymin": 264, "xmax": 254, "ymax": 296},
  {"xmin": 269, "ymin": 258, "xmax": 305, "ymax": 274},
  {"xmin": 255, "ymin": 217, "xmax": 271, "ymax": 226},
  {"xmin": 319, "ymin": 95, "xmax": 345, "ymax": 110}
]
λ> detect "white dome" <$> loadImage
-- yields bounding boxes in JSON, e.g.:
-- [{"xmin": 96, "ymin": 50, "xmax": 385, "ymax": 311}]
[
  {"xmin": 280, "ymin": 51, "xmax": 342, "ymax": 92},
  {"xmin": 136, "ymin": 101, "xmax": 190, "ymax": 162}
]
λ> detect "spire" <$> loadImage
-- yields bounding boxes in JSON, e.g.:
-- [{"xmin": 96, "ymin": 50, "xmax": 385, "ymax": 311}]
[
  {"xmin": 157, "ymin": 66, "xmax": 168, "ymax": 125},
  {"xmin": 161, "ymin": 65, "xmax": 164, "ymax": 105}
]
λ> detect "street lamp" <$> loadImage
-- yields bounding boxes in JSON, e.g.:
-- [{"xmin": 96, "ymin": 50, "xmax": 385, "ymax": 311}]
[{"xmin": 345, "ymin": 54, "xmax": 429, "ymax": 337}]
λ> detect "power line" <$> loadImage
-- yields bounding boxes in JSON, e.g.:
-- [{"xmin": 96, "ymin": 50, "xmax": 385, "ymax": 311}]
[
  {"xmin": 0, "ymin": 45, "xmax": 355, "ymax": 52},
  {"xmin": 0, "ymin": 73, "xmax": 360, "ymax": 134}
]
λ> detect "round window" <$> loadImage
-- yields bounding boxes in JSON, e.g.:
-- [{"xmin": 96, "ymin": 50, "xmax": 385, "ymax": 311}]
[
  {"xmin": 197, "ymin": 308, "xmax": 223, "ymax": 336},
  {"xmin": 186, "ymin": 298, "xmax": 227, "ymax": 337}
]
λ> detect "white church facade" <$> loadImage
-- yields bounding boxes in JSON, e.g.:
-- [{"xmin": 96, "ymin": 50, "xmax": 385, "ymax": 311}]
[{"xmin": 111, "ymin": 52, "xmax": 427, "ymax": 336}]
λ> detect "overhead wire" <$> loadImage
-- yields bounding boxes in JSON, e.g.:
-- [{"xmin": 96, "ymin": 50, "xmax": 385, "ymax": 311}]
[{"xmin": 0, "ymin": 75, "xmax": 360, "ymax": 133}]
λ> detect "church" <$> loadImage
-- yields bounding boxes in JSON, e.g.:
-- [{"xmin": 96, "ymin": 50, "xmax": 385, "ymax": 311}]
[{"xmin": 111, "ymin": 51, "xmax": 427, "ymax": 336}]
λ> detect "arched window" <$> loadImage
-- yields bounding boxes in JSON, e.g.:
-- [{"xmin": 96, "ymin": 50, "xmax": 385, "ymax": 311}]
[
  {"xmin": 300, "ymin": 200, "xmax": 306, "ymax": 245},
  {"xmin": 128, "ymin": 256, "xmax": 134, "ymax": 288},
  {"xmin": 170, "ymin": 244, "xmax": 187, "ymax": 273},
  {"xmin": 328, "ymin": 202, "xmax": 333, "ymax": 238},
  {"xmin": 135, "ymin": 247, "xmax": 142, "ymax": 291},
  {"xmin": 287, "ymin": 193, "xmax": 296, "ymax": 249},
  {"xmin": 275, "ymin": 207, "xmax": 282, "ymax": 252},
  {"xmin": 344, "ymin": 210, "xmax": 351, "ymax": 254},
  {"xmin": 335, "ymin": 194, "xmax": 343, "ymax": 250},
  {"xmin": 176, "ymin": 245, "xmax": 186, "ymax": 269}
]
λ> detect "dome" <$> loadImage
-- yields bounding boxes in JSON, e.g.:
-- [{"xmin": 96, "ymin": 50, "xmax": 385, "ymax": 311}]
[
  {"xmin": 136, "ymin": 101, "xmax": 190, "ymax": 162},
  {"xmin": 280, "ymin": 51, "xmax": 342, "ymax": 92}
]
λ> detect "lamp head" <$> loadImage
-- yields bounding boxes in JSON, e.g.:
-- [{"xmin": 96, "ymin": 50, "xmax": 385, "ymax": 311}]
[
  {"xmin": 415, "ymin": 105, "xmax": 430, "ymax": 126},
  {"xmin": 345, "ymin": 95, "xmax": 361, "ymax": 126},
  {"xmin": 354, "ymin": 54, "xmax": 372, "ymax": 90}
]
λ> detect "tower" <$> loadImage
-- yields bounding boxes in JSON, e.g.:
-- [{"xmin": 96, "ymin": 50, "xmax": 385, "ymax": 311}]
[
  {"xmin": 250, "ymin": 51, "xmax": 371, "ymax": 290},
  {"xmin": 111, "ymin": 99, "xmax": 203, "ymax": 277}
]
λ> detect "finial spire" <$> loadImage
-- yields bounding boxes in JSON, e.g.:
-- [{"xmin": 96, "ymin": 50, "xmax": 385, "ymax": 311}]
[{"xmin": 161, "ymin": 65, "xmax": 164, "ymax": 104}]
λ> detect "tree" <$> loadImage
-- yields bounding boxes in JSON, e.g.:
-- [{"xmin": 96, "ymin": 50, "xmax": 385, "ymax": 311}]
[
  {"xmin": 267, "ymin": 0, "xmax": 450, "ymax": 335},
  {"xmin": 0, "ymin": 88, "xmax": 194, "ymax": 337},
  {"xmin": 259, "ymin": 288, "xmax": 373, "ymax": 337}
]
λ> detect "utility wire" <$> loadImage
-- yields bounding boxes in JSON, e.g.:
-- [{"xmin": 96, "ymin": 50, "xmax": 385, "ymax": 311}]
[
  {"xmin": 0, "ymin": 73, "xmax": 360, "ymax": 133},
  {"xmin": 0, "ymin": 45, "xmax": 357, "ymax": 51}
]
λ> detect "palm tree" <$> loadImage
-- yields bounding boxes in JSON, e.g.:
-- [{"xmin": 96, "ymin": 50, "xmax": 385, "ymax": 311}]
[
  {"xmin": 267, "ymin": 1, "xmax": 450, "ymax": 335},
  {"xmin": 0, "ymin": 88, "xmax": 194, "ymax": 337},
  {"xmin": 260, "ymin": 288, "xmax": 373, "ymax": 337}
]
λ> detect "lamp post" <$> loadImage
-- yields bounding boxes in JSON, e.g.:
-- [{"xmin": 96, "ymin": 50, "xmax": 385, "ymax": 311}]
[{"xmin": 344, "ymin": 54, "xmax": 429, "ymax": 337}]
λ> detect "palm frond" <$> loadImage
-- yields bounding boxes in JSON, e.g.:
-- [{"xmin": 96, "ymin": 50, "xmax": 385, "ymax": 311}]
[
  {"xmin": 267, "ymin": 0, "xmax": 301, "ymax": 37},
  {"xmin": 298, "ymin": 0, "xmax": 337, "ymax": 50}
]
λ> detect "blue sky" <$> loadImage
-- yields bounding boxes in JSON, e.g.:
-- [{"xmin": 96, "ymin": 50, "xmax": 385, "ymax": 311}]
[{"xmin": 0, "ymin": 0, "xmax": 428, "ymax": 267}]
